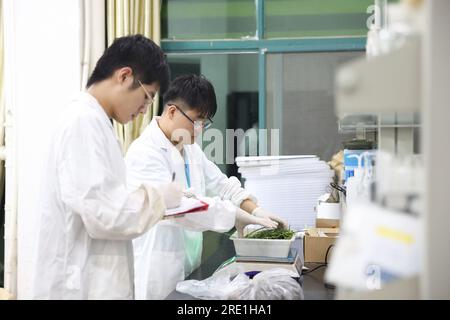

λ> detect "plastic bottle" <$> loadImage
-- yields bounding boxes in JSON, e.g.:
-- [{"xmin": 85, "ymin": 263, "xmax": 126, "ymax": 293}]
[{"xmin": 345, "ymin": 154, "xmax": 364, "ymax": 208}]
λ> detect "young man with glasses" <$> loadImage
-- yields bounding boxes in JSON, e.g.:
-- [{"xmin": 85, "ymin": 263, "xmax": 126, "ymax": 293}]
[
  {"xmin": 32, "ymin": 35, "xmax": 183, "ymax": 299},
  {"xmin": 125, "ymin": 74, "xmax": 288, "ymax": 300}
]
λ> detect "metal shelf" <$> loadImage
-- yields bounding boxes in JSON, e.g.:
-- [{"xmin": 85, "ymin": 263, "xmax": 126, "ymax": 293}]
[{"xmin": 337, "ymin": 113, "xmax": 421, "ymax": 134}]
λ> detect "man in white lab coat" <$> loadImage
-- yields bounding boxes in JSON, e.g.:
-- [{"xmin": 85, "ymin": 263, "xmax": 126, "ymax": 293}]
[
  {"xmin": 125, "ymin": 74, "xmax": 288, "ymax": 299},
  {"xmin": 32, "ymin": 35, "xmax": 182, "ymax": 299}
]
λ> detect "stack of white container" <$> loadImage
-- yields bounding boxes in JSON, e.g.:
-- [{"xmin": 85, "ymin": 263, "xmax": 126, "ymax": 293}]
[{"xmin": 236, "ymin": 155, "xmax": 334, "ymax": 231}]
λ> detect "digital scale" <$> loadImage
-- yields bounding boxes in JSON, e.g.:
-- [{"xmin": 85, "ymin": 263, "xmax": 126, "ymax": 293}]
[{"xmin": 213, "ymin": 247, "xmax": 303, "ymax": 278}]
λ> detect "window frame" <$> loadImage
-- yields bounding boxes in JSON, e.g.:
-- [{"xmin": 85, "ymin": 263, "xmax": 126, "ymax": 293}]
[{"xmin": 161, "ymin": 0, "xmax": 366, "ymax": 154}]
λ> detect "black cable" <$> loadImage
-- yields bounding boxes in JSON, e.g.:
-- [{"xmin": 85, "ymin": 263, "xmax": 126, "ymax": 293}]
[
  {"xmin": 302, "ymin": 263, "xmax": 326, "ymax": 275},
  {"xmin": 324, "ymin": 244, "xmax": 335, "ymax": 265},
  {"xmin": 330, "ymin": 182, "xmax": 346, "ymax": 197},
  {"xmin": 323, "ymin": 245, "xmax": 336, "ymax": 290},
  {"xmin": 301, "ymin": 230, "xmax": 337, "ymax": 290},
  {"xmin": 301, "ymin": 245, "xmax": 335, "ymax": 276},
  {"xmin": 324, "ymin": 282, "xmax": 336, "ymax": 290}
]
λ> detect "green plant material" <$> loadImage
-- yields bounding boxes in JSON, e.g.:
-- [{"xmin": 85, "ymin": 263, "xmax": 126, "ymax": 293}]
[{"xmin": 245, "ymin": 228, "xmax": 295, "ymax": 240}]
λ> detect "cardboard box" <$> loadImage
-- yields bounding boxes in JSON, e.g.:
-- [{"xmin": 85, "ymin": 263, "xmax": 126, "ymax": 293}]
[
  {"xmin": 316, "ymin": 218, "xmax": 340, "ymax": 228},
  {"xmin": 304, "ymin": 227, "xmax": 339, "ymax": 263}
]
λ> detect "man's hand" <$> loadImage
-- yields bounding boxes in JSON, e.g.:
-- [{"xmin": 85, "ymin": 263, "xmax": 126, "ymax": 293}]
[
  {"xmin": 252, "ymin": 207, "xmax": 289, "ymax": 229},
  {"xmin": 235, "ymin": 208, "xmax": 278, "ymax": 237},
  {"xmin": 160, "ymin": 182, "xmax": 183, "ymax": 209}
]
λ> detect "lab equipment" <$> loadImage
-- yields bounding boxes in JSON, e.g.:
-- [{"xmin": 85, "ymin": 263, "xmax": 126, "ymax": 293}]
[
  {"xmin": 375, "ymin": 151, "xmax": 423, "ymax": 214},
  {"xmin": 345, "ymin": 156, "xmax": 364, "ymax": 207},
  {"xmin": 325, "ymin": 202, "xmax": 421, "ymax": 291},
  {"xmin": 344, "ymin": 149, "xmax": 365, "ymax": 182},
  {"xmin": 235, "ymin": 247, "xmax": 298, "ymax": 264},
  {"xmin": 345, "ymin": 150, "xmax": 376, "ymax": 207}
]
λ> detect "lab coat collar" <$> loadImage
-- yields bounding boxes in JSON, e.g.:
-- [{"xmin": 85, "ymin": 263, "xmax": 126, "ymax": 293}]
[
  {"xmin": 79, "ymin": 91, "xmax": 114, "ymax": 130},
  {"xmin": 148, "ymin": 117, "xmax": 179, "ymax": 152},
  {"xmin": 148, "ymin": 117, "xmax": 189, "ymax": 187}
]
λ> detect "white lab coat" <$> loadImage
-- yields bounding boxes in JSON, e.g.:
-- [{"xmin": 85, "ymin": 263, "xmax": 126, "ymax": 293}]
[
  {"xmin": 125, "ymin": 118, "xmax": 255, "ymax": 299},
  {"xmin": 32, "ymin": 93, "xmax": 166, "ymax": 300}
]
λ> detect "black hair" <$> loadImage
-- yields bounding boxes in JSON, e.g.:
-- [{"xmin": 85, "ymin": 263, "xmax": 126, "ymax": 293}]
[
  {"xmin": 86, "ymin": 34, "xmax": 170, "ymax": 93},
  {"xmin": 162, "ymin": 74, "xmax": 217, "ymax": 119}
]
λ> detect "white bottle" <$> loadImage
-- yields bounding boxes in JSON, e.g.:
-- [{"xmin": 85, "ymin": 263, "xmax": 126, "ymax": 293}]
[
  {"xmin": 345, "ymin": 154, "xmax": 364, "ymax": 208},
  {"xmin": 346, "ymin": 167, "xmax": 364, "ymax": 208}
]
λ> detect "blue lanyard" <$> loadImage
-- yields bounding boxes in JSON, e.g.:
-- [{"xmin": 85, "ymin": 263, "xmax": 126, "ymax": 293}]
[{"xmin": 184, "ymin": 156, "xmax": 191, "ymax": 188}]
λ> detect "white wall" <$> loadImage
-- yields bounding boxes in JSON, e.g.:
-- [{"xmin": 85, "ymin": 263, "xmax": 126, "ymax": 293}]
[{"xmin": 4, "ymin": 0, "xmax": 81, "ymax": 298}]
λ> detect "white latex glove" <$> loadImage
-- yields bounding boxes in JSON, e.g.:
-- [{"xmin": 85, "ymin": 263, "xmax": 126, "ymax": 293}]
[
  {"xmin": 160, "ymin": 182, "xmax": 183, "ymax": 209},
  {"xmin": 183, "ymin": 187, "xmax": 196, "ymax": 199},
  {"xmin": 252, "ymin": 207, "xmax": 289, "ymax": 229},
  {"xmin": 235, "ymin": 208, "xmax": 278, "ymax": 238}
]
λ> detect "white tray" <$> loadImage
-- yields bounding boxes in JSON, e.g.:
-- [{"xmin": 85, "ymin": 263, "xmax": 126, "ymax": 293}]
[{"xmin": 230, "ymin": 230, "xmax": 295, "ymax": 258}]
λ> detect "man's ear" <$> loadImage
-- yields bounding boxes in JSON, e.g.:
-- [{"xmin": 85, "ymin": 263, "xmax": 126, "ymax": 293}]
[
  {"xmin": 115, "ymin": 67, "xmax": 133, "ymax": 85},
  {"xmin": 166, "ymin": 105, "xmax": 177, "ymax": 119}
]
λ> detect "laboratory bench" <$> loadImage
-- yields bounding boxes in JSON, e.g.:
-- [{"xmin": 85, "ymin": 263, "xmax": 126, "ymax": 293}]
[{"xmin": 166, "ymin": 233, "xmax": 335, "ymax": 300}]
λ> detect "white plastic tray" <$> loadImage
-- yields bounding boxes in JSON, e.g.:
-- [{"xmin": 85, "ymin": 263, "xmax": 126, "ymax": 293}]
[{"xmin": 230, "ymin": 230, "xmax": 295, "ymax": 258}]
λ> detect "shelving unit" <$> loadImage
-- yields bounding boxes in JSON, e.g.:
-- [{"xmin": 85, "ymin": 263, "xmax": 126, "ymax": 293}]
[
  {"xmin": 337, "ymin": 112, "xmax": 421, "ymax": 154},
  {"xmin": 335, "ymin": 31, "xmax": 421, "ymax": 154},
  {"xmin": 328, "ymin": 0, "xmax": 450, "ymax": 299}
]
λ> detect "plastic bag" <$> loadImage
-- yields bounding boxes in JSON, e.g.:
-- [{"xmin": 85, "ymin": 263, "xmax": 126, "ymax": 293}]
[
  {"xmin": 227, "ymin": 268, "xmax": 304, "ymax": 300},
  {"xmin": 176, "ymin": 268, "xmax": 303, "ymax": 300},
  {"xmin": 176, "ymin": 272, "xmax": 250, "ymax": 300}
]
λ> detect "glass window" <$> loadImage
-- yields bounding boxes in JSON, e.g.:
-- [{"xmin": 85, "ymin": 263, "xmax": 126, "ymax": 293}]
[
  {"xmin": 266, "ymin": 51, "xmax": 364, "ymax": 161},
  {"xmin": 165, "ymin": 53, "xmax": 259, "ymax": 176},
  {"xmin": 162, "ymin": 0, "xmax": 256, "ymax": 40},
  {"xmin": 265, "ymin": 0, "xmax": 374, "ymax": 38},
  {"xmin": 165, "ymin": 54, "xmax": 258, "ymax": 266}
]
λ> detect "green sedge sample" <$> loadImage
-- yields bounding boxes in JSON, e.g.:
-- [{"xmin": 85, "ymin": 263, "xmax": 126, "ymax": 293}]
[{"xmin": 244, "ymin": 228, "xmax": 295, "ymax": 240}]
